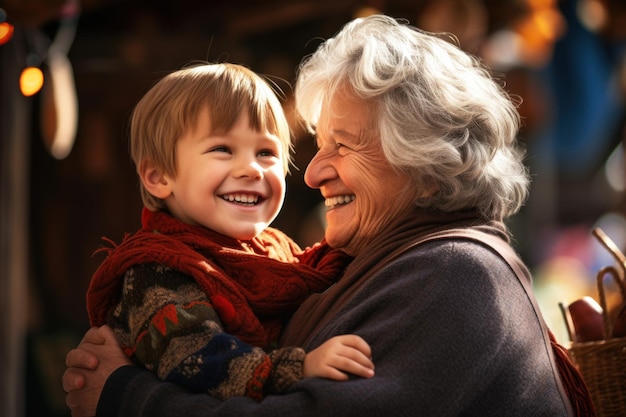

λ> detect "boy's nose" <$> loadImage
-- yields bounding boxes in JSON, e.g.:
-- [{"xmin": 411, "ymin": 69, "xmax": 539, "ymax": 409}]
[{"xmin": 234, "ymin": 158, "xmax": 263, "ymax": 179}]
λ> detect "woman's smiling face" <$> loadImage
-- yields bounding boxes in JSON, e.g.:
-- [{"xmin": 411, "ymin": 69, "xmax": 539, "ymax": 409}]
[{"xmin": 304, "ymin": 90, "xmax": 415, "ymax": 255}]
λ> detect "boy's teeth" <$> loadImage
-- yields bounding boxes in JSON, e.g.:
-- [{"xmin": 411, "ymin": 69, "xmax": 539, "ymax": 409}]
[{"xmin": 223, "ymin": 194, "xmax": 259, "ymax": 204}]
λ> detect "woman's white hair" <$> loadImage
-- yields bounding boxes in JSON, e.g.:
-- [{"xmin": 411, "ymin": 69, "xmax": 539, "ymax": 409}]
[{"xmin": 295, "ymin": 14, "xmax": 529, "ymax": 220}]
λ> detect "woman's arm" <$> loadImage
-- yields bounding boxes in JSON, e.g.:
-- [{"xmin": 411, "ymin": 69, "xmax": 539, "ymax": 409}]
[{"xmin": 63, "ymin": 326, "xmax": 132, "ymax": 417}]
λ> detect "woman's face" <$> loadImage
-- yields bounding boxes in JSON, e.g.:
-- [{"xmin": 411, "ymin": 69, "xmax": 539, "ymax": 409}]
[{"xmin": 304, "ymin": 91, "xmax": 415, "ymax": 255}]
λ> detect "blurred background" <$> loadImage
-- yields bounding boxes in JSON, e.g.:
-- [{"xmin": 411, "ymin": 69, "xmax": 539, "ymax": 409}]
[{"xmin": 2, "ymin": 0, "xmax": 626, "ymax": 415}]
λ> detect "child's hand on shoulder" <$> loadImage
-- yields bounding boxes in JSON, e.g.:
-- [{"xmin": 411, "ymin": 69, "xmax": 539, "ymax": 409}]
[{"xmin": 303, "ymin": 334, "xmax": 375, "ymax": 380}]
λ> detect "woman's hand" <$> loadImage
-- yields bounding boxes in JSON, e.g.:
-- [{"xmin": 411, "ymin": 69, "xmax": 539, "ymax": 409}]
[
  {"xmin": 303, "ymin": 334, "xmax": 375, "ymax": 380},
  {"xmin": 62, "ymin": 325, "xmax": 132, "ymax": 417}
]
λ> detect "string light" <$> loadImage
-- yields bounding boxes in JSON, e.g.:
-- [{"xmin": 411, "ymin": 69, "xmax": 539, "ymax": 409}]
[
  {"xmin": 19, "ymin": 51, "xmax": 44, "ymax": 97},
  {"xmin": 0, "ymin": 21, "xmax": 13, "ymax": 45},
  {"xmin": 19, "ymin": 66, "xmax": 44, "ymax": 97}
]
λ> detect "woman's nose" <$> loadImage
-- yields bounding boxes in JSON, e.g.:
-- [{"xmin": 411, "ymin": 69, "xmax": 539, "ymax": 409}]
[{"xmin": 304, "ymin": 149, "xmax": 332, "ymax": 188}]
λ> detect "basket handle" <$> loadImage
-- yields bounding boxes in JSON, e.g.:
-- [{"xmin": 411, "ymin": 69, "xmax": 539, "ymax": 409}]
[
  {"xmin": 596, "ymin": 265, "xmax": 624, "ymax": 339},
  {"xmin": 592, "ymin": 228, "xmax": 626, "ymax": 279},
  {"xmin": 591, "ymin": 227, "xmax": 626, "ymax": 295},
  {"xmin": 558, "ymin": 301, "xmax": 576, "ymax": 342}
]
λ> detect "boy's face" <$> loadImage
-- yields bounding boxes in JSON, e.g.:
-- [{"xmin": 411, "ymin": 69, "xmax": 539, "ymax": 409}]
[{"xmin": 162, "ymin": 109, "xmax": 286, "ymax": 240}]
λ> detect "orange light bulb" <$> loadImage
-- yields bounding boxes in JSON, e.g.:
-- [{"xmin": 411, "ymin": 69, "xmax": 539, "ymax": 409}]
[
  {"xmin": 20, "ymin": 66, "xmax": 44, "ymax": 97},
  {"xmin": 0, "ymin": 22, "xmax": 13, "ymax": 45}
]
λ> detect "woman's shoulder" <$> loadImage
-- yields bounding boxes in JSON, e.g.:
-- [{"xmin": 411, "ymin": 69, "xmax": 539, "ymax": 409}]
[
  {"xmin": 397, "ymin": 236, "xmax": 516, "ymax": 276},
  {"xmin": 377, "ymin": 236, "xmax": 527, "ymax": 307}
]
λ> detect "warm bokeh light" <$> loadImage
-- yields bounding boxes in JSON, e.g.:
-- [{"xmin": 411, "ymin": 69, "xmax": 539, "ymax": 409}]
[
  {"xmin": 577, "ymin": 0, "xmax": 608, "ymax": 33},
  {"xmin": 19, "ymin": 66, "xmax": 44, "ymax": 96},
  {"xmin": 0, "ymin": 21, "xmax": 14, "ymax": 45},
  {"xmin": 46, "ymin": 53, "xmax": 78, "ymax": 160},
  {"xmin": 516, "ymin": 7, "xmax": 564, "ymax": 49},
  {"xmin": 483, "ymin": 0, "xmax": 566, "ymax": 69}
]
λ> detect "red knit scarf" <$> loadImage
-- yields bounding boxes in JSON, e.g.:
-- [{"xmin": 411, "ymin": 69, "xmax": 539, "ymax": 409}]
[{"xmin": 86, "ymin": 208, "xmax": 351, "ymax": 348}]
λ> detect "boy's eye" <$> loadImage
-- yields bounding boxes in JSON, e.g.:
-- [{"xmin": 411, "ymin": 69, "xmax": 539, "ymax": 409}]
[
  {"xmin": 258, "ymin": 149, "xmax": 277, "ymax": 157},
  {"xmin": 210, "ymin": 146, "xmax": 230, "ymax": 153}
]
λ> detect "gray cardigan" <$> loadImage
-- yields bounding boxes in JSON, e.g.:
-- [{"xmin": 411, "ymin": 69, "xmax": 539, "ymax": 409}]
[{"xmin": 98, "ymin": 230, "xmax": 571, "ymax": 416}]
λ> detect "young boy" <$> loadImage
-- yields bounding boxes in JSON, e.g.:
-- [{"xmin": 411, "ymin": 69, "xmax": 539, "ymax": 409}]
[{"xmin": 86, "ymin": 63, "xmax": 374, "ymax": 401}]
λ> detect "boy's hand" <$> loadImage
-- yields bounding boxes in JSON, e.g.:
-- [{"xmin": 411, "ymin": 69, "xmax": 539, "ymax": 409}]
[{"xmin": 303, "ymin": 334, "xmax": 375, "ymax": 380}]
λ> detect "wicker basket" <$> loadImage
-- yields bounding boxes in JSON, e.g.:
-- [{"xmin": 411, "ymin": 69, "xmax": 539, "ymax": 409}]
[{"xmin": 564, "ymin": 228, "xmax": 626, "ymax": 417}]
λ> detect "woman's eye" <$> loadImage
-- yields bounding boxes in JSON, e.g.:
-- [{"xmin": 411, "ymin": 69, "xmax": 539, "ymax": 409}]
[
  {"xmin": 336, "ymin": 142, "xmax": 352, "ymax": 151},
  {"xmin": 335, "ymin": 142, "xmax": 353, "ymax": 156}
]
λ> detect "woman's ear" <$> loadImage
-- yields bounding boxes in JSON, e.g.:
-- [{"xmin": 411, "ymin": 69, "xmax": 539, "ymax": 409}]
[{"xmin": 140, "ymin": 161, "xmax": 172, "ymax": 199}]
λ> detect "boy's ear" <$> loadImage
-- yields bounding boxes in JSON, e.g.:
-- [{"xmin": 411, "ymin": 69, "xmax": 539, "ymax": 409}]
[{"xmin": 140, "ymin": 161, "xmax": 172, "ymax": 199}]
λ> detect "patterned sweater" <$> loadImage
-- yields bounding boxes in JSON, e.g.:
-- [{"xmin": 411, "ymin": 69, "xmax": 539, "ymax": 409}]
[{"xmin": 86, "ymin": 208, "xmax": 351, "ymax": 400}]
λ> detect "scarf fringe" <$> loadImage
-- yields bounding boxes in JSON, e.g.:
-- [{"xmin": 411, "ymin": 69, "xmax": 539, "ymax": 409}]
[
  {"xmin": 92, "ymin": 234, "xmax": 129, "ymax": 257},
  {"xmin": 549, "ymin": 331, "xmax": 597, "ymax": 417}
]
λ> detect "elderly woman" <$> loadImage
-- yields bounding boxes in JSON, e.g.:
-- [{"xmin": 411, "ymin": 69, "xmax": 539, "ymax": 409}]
[{"xmin": 63, "ymin": 15, "xmax": 591, "ymax": 417}]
